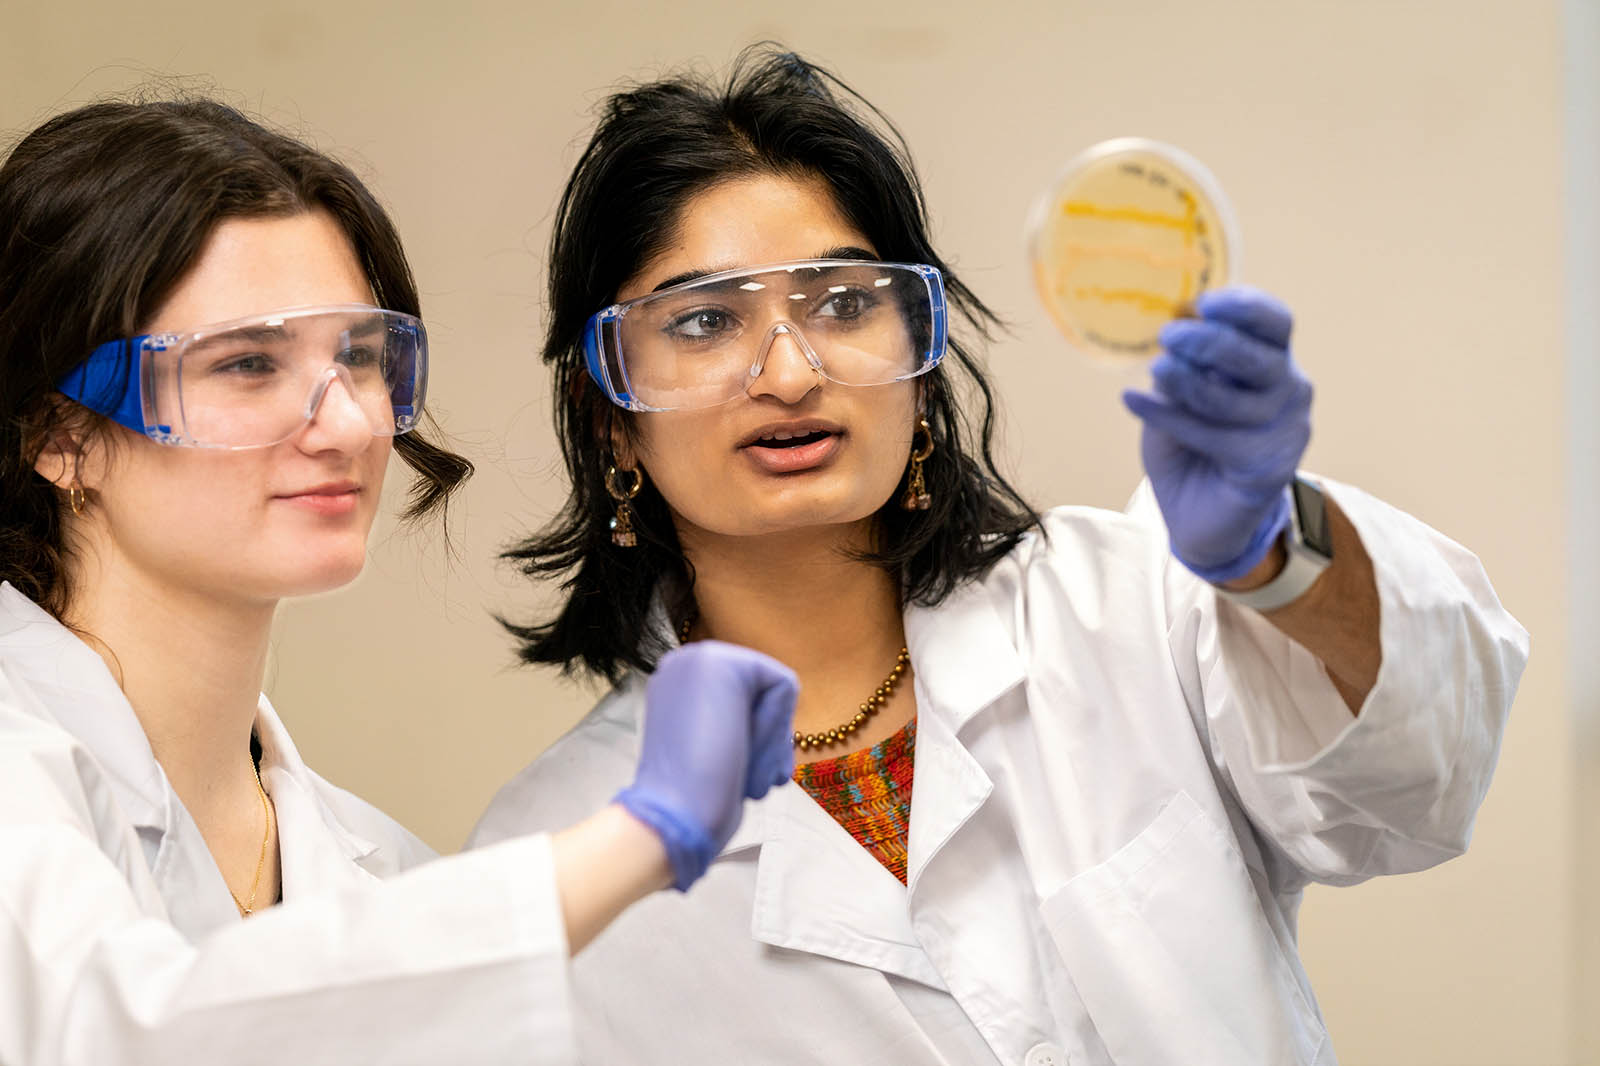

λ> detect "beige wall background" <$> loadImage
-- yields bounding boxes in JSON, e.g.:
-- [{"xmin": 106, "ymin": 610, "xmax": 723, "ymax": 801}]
[{"xmin": 4, "ymin": 1, "xmax": 1591, "ymax": 1062}]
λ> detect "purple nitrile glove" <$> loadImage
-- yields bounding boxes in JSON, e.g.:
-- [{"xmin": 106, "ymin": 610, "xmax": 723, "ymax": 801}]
[
  {"xmin": 615, "ymin": 640, "xmax": 798, "ymax": 892},
  {"xmin": 1121, "ymin": 286, "xmax": 1313, "ymax": 584}
]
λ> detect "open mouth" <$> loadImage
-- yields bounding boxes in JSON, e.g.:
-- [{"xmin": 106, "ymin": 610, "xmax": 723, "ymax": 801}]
[{"xmin": 747, "ymin": 429, "xmax": 835, "ymax": 450}]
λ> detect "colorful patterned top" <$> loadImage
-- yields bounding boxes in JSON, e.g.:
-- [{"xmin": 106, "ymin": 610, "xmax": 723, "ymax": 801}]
[{"xmin": 793, "ymin": 718, "xmax": 917, "ymax": 884}]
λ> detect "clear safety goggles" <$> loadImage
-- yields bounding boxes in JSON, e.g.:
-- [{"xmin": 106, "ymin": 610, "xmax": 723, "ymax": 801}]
[
  {"xmin": 582, "ymin": 259, "xmax": 949, "ymax": 412},
  {"xmin": 58, "ymin": 305, "xmax": 427, "ymax": 450}
]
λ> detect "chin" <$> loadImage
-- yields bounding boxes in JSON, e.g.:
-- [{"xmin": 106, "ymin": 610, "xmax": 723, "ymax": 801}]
[
  {"xmin": 262, "ymin": 551, "xmax": 368, "ymax": 600},
  {"xmin": 718, "ymin": 493, "xmax": 888, "ymax": 538}
]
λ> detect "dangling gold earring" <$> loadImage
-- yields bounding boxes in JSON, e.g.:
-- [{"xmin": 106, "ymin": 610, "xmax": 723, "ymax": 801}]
[
  {"xmin": 67, "ymin": 477, "xmax": 86, "ymax": 517},
  {"xmin": 606, "ymin": 465, "xmax": 644, "ymax": 547},
  {"xmin": 901, "ymin": 418, "xmax": 934, "ymax": 511}
]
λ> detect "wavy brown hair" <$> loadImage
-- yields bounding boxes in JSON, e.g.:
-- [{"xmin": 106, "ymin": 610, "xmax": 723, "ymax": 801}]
[{"xmin": 0, "ymin": 97, "xmax": 472, "ymax": 619}]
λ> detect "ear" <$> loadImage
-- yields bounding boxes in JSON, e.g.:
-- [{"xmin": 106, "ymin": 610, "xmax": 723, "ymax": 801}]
[
  {"xmin": 607, "ymin": 411, "xmax": 640, "ymax": 470},
  {"xmin": 31, "ymin": 426, "xmax": 81, "ymax": 491},
  {"xmin": 30, "ymin": 396, "xmax": 114, "ymax": 497}
]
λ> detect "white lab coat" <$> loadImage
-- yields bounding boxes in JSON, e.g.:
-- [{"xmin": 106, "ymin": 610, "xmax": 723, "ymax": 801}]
[
  {"xmin": 0, "ymin": 583, "xmax": 578, "ymax": 1066},
  {"xmin": 472, "ymin": 480, "xmax": 1528, "ymax": 1066}
]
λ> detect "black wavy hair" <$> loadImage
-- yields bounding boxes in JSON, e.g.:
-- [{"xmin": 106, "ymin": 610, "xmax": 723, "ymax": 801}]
[
  {"xmin": 0, "ymin": 96, "xmax": 472, "ymax": 619},
  {"xmin": 502, "ymin": 47, "xmax": 1039, "ymax": 683}
]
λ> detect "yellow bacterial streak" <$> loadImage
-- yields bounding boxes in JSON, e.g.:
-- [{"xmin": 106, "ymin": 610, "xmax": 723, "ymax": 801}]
[
  {"xmin": 1067, "ymin": 286, "xmax": 1182, "ymax": 314},
  {"xmin": 1051, "ymin": 197, "xmax": 1211, "ymax": 314},
  {"xmin": 1060, "ymin": 200, "xmax": 1203, "ymax": 233},
  {"xmin": 1056, "ymin": 241, "xmax": 1208, "ymax": 271}
]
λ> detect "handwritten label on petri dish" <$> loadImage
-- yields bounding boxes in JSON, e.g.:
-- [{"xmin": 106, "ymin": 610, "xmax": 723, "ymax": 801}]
[{"xmin": 1028, "ymin": 139, "xmax": 1238, "ymax": 359}]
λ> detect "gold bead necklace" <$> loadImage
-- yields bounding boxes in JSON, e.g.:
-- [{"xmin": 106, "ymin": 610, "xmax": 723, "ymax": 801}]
[{"xmin": 677, "ymin": 618, "xmax": 910, "ymax": 752}]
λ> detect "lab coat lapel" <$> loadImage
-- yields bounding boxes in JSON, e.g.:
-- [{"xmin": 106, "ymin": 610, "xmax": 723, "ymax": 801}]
[
  {"xmin": 899, "ymin": 574, "xmax": 1077, "ymax": 1063},
  {"xmin": 737, "ymin": 579, "xmax": 1026, "ymax": 991},
  {"xmin": 0, "ymin": 584, "xmax": 384, "ymax": 930},
  {"xmin": 0, "ymin": 588, "xmax": 242, "ymax": 935},
  {"xmin": 0, "ymin": 585, "xmax": 169, "ymax": 840},
  {"xmin": 253, "ymin": 698, "xmax": 382, "ymax": 899},
  {"xmin": 902, "ymin": 576, "xmax": 1024, "ymax": 893},
  {"xmin": 747, "ymin": 778, "xmax": 947, "ymax": 990}
]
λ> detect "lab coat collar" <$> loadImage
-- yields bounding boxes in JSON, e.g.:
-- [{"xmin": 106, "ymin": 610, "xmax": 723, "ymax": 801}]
[
  {"xmin": 649, "ymin": 560, "xmax": 1026, "ymax": 794},
  {"xmin": 649, "ymin": 571, "xmax": 1028, "ymax": 736},
  {"xmin": 609, "ymin": 666, "xmax": 940, "ymax": 984},
  {"xmin": 747, "ymin": 776, "xmax": 948, "ymax": 990},
  {"xmin": 0, "ymin": 583, "xmax": 380, "ymax": 885},
  {"xmin": 725, "ymin": 579, "xmax": 1025, "ymax": 988},
  {"xmin": 707, "ymin": 573, "xmax": 1023, "ymax": 859},
  {"xmin": 903, "ymin": 568, "xmax": 1027, "ymax": 735},
  {"xmin": 0, "ymin": 583, "xmax": 170, "ymax": 833},
  {"xmin": 652, "ymin": 576, "xmax": 1022, "ymax": 988},
  {"xmin": 253, "ymin": 695, "xmax": 381, "ymax": 867}
]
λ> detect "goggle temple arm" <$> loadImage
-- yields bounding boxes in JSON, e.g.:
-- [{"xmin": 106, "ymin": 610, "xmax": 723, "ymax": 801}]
[
  {"xmin": 919, "ymin": 265, "xmax": 950, "ymax": 371},
  {"xmin": 57, "ymin": 337, "xmax": 154, "ymax": 436},
  {"xmin": 582, "ymin": 307, "xmax": 650, "ymax": 412}
]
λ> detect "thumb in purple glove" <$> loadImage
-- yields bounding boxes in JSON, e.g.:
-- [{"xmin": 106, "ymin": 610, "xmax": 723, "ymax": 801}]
[
  {"xmin": 616, "ymin": 640, "xmax": 798, "ymax": 891},
  {"xmin": 1120, "ymin": 286, "xmax": 1312, "ymax": 582}
]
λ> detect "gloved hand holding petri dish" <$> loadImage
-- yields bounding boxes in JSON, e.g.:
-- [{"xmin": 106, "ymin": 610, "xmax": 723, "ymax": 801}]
[{"xmin": 1027, "ymin": 137, "xmax": 1240, "ymax": 359}]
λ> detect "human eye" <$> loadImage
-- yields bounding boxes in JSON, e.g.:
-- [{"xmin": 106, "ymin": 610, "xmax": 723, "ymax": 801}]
[
  {"xmin": 206, "ymin": 351, "xmax": 278, "ymax": 377},
  {"xmin": 662, "ymin": 307, "xmax": 739, "ymax": 343},
  {"xmin": 336, "ymin": 344, "xmax": 382, "ymax": 371},
  {"xmin": 813, "ymin": 287, "xmax": 877, "ymax": 321}
]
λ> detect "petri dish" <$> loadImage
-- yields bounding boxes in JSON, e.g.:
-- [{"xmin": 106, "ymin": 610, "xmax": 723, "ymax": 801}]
[{"xmin": 1027, "ymin": 137, "xmax": 1240, "ymax": 359}]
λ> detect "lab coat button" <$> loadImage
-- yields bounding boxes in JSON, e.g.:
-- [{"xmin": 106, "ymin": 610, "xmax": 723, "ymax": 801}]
[{"xmin": 1024, "ymin": 1043, "xmax": 1067, "ymax": 1066}]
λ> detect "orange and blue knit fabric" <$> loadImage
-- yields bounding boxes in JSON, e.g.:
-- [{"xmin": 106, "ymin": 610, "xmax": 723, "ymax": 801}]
[{"xmin": 793, "ymin": 718, "xmax": 917, "ymax": 883}]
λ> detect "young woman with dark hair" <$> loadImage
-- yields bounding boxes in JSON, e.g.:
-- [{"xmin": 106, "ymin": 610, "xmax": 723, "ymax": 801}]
[
  {"xmin": 0, "ymin": 97, "xmax": 797, "ymax": 1065},
  {"xmin": 475, "ymin": 49, "xmax": 1528, "ymax": 1064}
]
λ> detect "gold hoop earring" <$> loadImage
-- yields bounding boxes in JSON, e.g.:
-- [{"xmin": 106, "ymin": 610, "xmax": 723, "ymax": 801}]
[
  {"xmin": 605, "ymin": 465, "xmax": 644, "ymax": 547},
  {"xmin": 67, "ymin": 479, "xmax": 86, "ymax": 517},
  {"xmin": 901, "ymin": 418, "xmax": 934, "ymax": 511}
]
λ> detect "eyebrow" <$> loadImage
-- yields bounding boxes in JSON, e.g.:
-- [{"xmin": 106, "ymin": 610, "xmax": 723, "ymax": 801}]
[
  {"xmin": 648, "ymin": 245, "xmax": 881, "ymax": 293},
  {"xmin": 184, "ymin": 324, "xmax": 292, "ymax": 353},
  {"xmin": 183, "ymin": 315, "xmax": 387, "ymax": 353},
  {"xmin": 341, "ymin": 315, "xmax": 387, "ymax": 338}
]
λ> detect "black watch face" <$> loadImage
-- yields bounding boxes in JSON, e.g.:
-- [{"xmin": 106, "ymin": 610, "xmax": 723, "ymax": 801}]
[{"xmin": 1292, "ymin": 480, "xmax": 1334, "ymax": 557}]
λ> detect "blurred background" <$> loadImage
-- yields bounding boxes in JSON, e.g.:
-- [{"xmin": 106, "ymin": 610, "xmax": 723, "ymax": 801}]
[{"xmin": 5, "ymin": 1, "xmax": 1594, "ymax": 1062}]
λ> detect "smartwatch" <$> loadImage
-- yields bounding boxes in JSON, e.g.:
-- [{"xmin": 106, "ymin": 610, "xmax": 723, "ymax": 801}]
[{"xmin": 1213, "ymin": 476, "xmax": 1333, "ymax": 611}]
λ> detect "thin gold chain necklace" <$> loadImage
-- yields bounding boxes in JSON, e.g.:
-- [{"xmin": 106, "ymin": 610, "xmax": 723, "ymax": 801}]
[
  {"xmin": 230, "ymin": 763, "xmax": 272, "ymax": 917},
  {"xmin": 678, "ymin": 618, "xmax": 910, "ymax": 752}
]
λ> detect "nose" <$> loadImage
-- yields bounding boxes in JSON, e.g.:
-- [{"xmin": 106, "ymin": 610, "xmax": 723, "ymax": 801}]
[
  {"xmin": 746, "ymin": 323, "xmax": 823, "ymax": 405},
  {"xmin": 297, "ymin": 366, "xmax": 377, "ymax": 453}
]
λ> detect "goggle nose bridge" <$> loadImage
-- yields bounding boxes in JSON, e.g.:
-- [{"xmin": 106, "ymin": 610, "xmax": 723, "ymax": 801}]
[
  {"xmin": 300, "ymin": 363, "xmax": 357, "ymax": 422},
  {"xmin": 745, "ymin": 321, "xmax": 827, "ymax": 382}
]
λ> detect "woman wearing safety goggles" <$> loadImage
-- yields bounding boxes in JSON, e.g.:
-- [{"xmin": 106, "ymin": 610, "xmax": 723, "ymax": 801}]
[
  {"xmin": 475, "ymin": 48, "xmax": 1529, "ymax": 1065},
  {"xmin": 0, "ymin": 99, "xmax": 797, "ymax": 1065}
]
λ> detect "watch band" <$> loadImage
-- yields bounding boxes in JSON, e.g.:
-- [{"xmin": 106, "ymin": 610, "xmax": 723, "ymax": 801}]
[{"xmin": 1213, "ymin": 476, "xmax": 1333, "ymax": 612}]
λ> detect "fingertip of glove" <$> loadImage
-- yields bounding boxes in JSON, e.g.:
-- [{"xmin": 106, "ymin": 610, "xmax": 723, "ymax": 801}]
[
  {"xmin": 1194, "ymin": 286, "xmax": 1293, "ymax": 344},
  {"xmin": 1158, "ymin": 317, "xmax": 1207, "ymax": 350},
  {"xmin": 1121, "ymin": 388, "xmax": 1165, "ymax": 418}
]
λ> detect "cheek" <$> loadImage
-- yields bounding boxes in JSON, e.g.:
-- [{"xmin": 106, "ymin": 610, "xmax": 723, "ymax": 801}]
[
  {"xmin": 630, "ymin": 416, "xmax": 714, "ymax": 497},
  {"xmin": 859, "ymin": 388, "xmax": 921, "ymax": 461},
  {"xmin": 366, "ymin": 437, "xmax": 394, "ymax": 486},
  {"xmin": 100, "ymin": 450, "xmax": 267, "ymax": 553},
  {"xmin": 860, "ymin": 418, "xmax": 918, "ymax": 496}
]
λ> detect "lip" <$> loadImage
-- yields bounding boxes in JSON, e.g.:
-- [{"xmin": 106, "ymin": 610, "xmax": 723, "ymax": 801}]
[
  {"xmin": 274, "ymin": 480, "xmax": 362, "ymax": 516},
  {"xmin": 736, "ymin": 418, "xmax": 845, "ymax": 450},
  {"xmin": 737, "ymin": 419, "xmax": 844, "ymax": 475}
]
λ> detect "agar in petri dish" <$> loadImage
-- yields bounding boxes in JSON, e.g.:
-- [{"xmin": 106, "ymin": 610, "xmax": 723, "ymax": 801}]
[{"xmin": 1027, "ymin": 138, "xmax": 1240, "ymax": 359}]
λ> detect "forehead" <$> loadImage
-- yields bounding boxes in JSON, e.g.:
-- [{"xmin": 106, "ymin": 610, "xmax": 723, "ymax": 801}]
[
  {"xmin": 143, "ymin": 211, "xmax": 374, "ymax": 335},
  {"xmin": 619, "ymin": 174, "xmax": 877, "ymax": 302}
]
